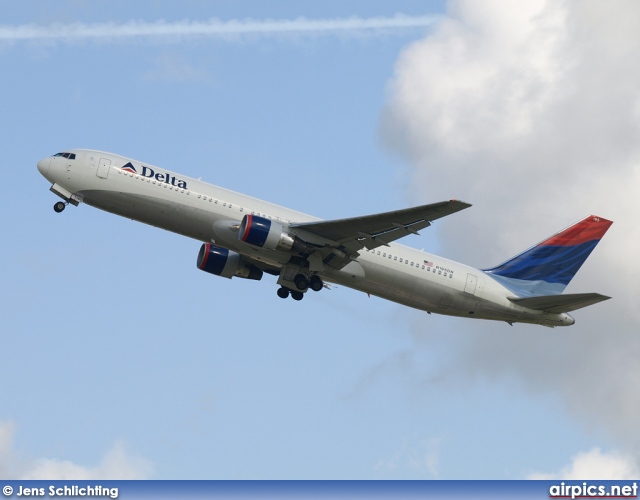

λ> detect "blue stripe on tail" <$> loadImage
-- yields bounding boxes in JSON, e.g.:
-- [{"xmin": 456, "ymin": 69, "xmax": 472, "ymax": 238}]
[{"xmin": 485, "ymin": 240, "xmax": 598, "ymax": 285}]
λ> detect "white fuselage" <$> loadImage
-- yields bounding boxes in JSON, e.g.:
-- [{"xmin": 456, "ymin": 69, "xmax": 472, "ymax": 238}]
[{"xmin": 37, "ymin": 149, "xmax": 574, "ymax": 327}]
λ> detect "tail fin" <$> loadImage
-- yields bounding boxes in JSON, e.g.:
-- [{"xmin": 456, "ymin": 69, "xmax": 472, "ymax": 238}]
[{"xmin": 483, "ymin": 215, "xmax": 613, "ymax": 296}]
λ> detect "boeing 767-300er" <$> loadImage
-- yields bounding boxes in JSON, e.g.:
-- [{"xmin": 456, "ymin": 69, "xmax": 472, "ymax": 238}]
[{"xmin": 37, "ymin": 150, "xmax": 613, "ymax": 327}]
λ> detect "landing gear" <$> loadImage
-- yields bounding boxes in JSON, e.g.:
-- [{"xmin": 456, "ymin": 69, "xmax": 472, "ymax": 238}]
[
  {"xmin": 293, "ymin": 274, "xmax": 308, "ymax": 291},
  {"xmin": 53, "ymin": 201, "xmax": 67, "ymax": 213},
  {"xmin": 277, "ymin": 264, "xmax": 324, "ymax": 302},
  {"xmin": 277, "ymin": 286, "xmax": 304, "ymax": 301},
  {"xmin": 309, "ymin": 275, "xmax": 323, "ymax": 292},
  {"xmin": 293, "ymin": 273, "xmax": 323, "ymax": 291}
]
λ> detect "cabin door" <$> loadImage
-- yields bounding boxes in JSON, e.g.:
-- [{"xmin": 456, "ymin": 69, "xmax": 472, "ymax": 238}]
[
  {"xmin": 464, "ymin": 274, "xmax": 478, "ymax": 295},
  {"xmin": 97, "ymin": 158, "xmax": 111, "ymax": 179}
]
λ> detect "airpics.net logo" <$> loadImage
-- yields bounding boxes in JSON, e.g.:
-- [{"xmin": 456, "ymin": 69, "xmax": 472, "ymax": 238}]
[
  {"xmin": 121, "ymin": 162, "xmax": 188, "ymax": 189},
  {"xmin": 549, "ymin": 482, "xmax": 638, "ymax": 499}
]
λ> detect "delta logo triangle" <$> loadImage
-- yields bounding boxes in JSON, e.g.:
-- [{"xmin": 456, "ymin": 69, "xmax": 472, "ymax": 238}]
[{"xmin": 122, "ymin": 162, "xmax": 137, "ymax": 174}]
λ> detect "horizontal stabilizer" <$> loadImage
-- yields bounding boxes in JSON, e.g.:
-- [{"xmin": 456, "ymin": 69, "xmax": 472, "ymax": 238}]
[{"xmin": 509, "ymin": 293, "xmax": 610, "ymax": 313}]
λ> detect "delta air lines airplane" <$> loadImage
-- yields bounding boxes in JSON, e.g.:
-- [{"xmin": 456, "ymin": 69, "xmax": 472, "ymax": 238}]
[{"xmin": 37, "ymin": 150, "xmax": 613, "ymax": 327}]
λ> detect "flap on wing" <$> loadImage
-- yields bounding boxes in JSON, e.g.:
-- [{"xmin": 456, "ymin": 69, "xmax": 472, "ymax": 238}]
[
  {"xmin": 509, "ymin": 293, "xmax": 611, "ymax": 313},
  {"xmin": 291, "ymin": 200, "xmax": 471, "ymax": 250}
]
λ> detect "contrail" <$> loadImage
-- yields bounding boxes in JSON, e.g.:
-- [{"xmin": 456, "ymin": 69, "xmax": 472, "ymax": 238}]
[{"xmin": 0, "ymin": 15, "xmax": 441, "ymax": 43}]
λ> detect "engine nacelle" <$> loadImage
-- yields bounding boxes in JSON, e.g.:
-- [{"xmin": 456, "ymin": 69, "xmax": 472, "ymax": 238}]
[
  {"xmin": 196, "ymin": 243, "xmax": 263, "ymax": 280},
  {"xmin": 238, "ymin": 214, "xmax": 302, "ymax": 252}
]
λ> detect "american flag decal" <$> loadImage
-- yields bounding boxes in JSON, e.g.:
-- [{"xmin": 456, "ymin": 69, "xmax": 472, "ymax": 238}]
[{"xmin": 424, "ymin": 260, "xmax": 433, "ymax": 267}]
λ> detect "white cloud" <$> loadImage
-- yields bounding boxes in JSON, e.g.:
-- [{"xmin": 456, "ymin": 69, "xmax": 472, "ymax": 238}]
[
  {"xmin": 381, "ymin": 0, "xmax": 640, "ymax": 461},
  {"xmin": 0, "ymin": 15, "xmax": 440, "ymax": 45},
  {"xmin": 0, "ymin": 421, "xmax": 152, "ymax": 480},
  {"xmin": 529, "ymin": 448, "xmax": 640, "ymax": 480}
]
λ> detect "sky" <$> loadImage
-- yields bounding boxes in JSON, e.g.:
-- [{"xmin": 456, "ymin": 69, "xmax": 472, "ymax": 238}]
[{"xmin": 1, "ymin": 0, "xmax": 639, "ymax": 480}]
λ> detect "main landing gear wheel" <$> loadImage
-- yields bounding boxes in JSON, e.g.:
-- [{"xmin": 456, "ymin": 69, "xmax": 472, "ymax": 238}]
[
  {"xmin": 277, "ymin": 286, "xmax": 304, "ymax": 301},
  {"xmin": 293, "ymin": 274, "xmax": 308, "ymax": 291},
  {"xmin": 309, "ymin": 275, "xmax": 323, "ymax": 292},
  {"xmin": 53, "ymin": 201, "xmax": 66, "ymax": 213}
]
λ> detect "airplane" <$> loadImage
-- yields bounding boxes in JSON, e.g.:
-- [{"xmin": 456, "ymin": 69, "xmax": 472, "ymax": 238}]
[{"xmin": 37, "ymin": 149, "xmax": 613, "ymax": 327}]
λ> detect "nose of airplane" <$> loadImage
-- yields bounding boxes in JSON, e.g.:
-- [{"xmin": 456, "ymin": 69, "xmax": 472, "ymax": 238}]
[{"xmin": 37, "ymin": 156, "xmax": 50, "ymax": 176}]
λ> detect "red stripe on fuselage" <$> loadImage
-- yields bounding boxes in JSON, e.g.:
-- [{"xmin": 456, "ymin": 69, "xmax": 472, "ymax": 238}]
[{"xmin": 541, "ymin": 215, "xmax": 613, "ymax": 247}]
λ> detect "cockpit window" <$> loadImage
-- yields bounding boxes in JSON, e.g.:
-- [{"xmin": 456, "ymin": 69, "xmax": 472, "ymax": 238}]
[{"xmin": 53, "ymin": 152, "xmax": 76, "ymax": 160}]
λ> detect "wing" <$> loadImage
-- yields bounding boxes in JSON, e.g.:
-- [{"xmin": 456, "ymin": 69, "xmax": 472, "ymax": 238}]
[
  {"xmin": 290, "ymin": 200, "xmax": 471, "ymax": 270},
  {"xmin": 292, "ymin": 200, "xmax": 470, "ymax": 250},
  {"xmin": 509, "ymin": 293, "xmax": 611, "ymax": 313}
]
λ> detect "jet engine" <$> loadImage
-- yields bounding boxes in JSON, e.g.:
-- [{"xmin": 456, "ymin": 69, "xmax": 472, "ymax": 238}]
[
  {"xmin": 197, "ymin": 243, "xmax": 263, "ymax": 280},
  {"xmin": 238, "ymin": 214, "xmax": 306, "ymax": 252}
]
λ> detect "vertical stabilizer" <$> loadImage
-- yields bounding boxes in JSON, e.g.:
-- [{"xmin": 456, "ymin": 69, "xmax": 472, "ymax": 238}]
[{"xmin": 483, "ymin": 215, "xmax": 612, "ymax": 296}]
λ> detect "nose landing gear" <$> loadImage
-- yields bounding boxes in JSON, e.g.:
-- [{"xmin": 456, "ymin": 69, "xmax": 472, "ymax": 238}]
[{"xmin": 53, "ymin": 201, "xmax": 67, "ymax": 213}]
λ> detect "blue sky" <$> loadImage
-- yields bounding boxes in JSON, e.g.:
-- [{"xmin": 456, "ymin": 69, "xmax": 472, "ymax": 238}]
[{"xmin": 2, "ymin": 0, "xmax": 639, "ymax": 480}]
